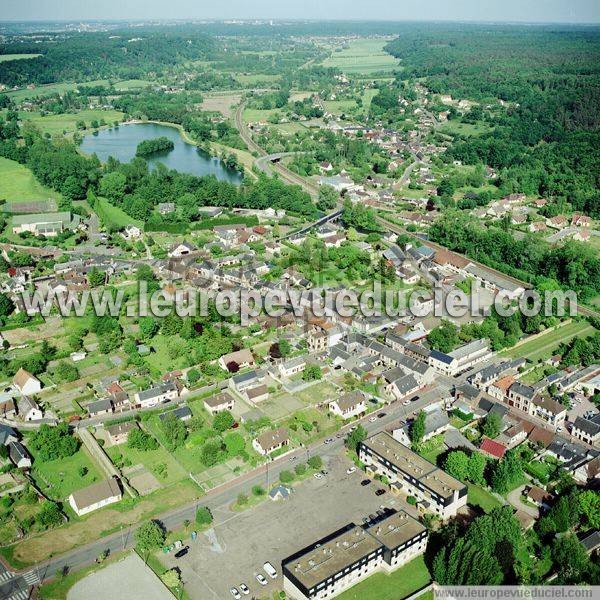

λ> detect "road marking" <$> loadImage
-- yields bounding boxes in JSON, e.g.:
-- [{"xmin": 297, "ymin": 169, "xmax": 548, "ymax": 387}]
[
  {"xmin": 0, "ymin": 571, "xmax": 14, "ymax": 582},
  {"xmin": 22, "ymin": 571, "xmax": 39, "ymax": 585},
  {"xmin": 7, "ymin": 590, "xmax": 29, "ymax": 600}
]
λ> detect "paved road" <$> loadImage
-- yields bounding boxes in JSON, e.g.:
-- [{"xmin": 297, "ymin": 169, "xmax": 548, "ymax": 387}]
[{"xmin": 0, "ymin": 390, "xmax": 439, "ymax": 590}]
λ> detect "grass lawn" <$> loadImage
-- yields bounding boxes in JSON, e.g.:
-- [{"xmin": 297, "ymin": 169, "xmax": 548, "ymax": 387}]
[
  {"xmin": 107, "ymin": 441, "xmax": 187, "ymax": 487},
  {"xmin": 0, "ymin": 156, "xmax": 63, "ymax": 203},
  {"xmin": 29, "ymin": 446, "xmax": 102, "ymax": 502},
  {"xmin": 324, "ymin": 99, "xmax": 359, "ymax": 115},
  {"xmin": 467, "ymin": 483, "xmax": 502, "ymax": 513},
  {"xmin": 0, "ymin": 53, "xmax": 41, "ymax": 62},
  {"xmin": 19, "ymin": 109, "xmax": 124, "ymax": 136},
  {"xmin": 501, "ymin": 321, "xmax": 596, "ymax": 362},
  {"xmin": 336, "ymin": 555, "xmax": 430, "ymax": 600},
  {"xmin": 95, "ymin": 196, "xmax": 143, "ymax": 230},
  {"xmin": 322, "ymin": 38, "xmax": 399, "ymax": 74}
]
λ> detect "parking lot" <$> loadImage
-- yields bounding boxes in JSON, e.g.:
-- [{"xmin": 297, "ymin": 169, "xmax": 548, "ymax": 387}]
[{"xmin": 161, "ymin": 450, "xmax": 416, "ymax": 599}]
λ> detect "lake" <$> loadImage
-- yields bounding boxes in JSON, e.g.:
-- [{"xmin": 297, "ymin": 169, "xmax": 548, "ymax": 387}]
[{"xmin": 80, "ymin": 122, "xmax": 242, "ymax": 184}]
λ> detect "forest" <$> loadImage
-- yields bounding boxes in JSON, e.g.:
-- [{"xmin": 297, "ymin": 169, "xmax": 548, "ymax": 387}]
[{"xmin": 386, "ymin": 26, "xmax": 600, "ymax": 217}]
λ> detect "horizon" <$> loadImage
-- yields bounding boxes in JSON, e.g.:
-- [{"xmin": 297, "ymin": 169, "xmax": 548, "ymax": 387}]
[{"xmin": 2, "ymin": 0, "xmax": 600, "ymax": 25}]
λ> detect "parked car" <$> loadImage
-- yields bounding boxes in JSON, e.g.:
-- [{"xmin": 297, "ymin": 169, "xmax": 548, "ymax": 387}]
[
  {"xmin": 369, "ymin": 513, "xmax": 377, "ymax": 521},
  {"xmin": 314, "ymin": 472, "xmax": 323, "ymax": 479},
  {"xmin": 263, "ymin": 562, "xmax": 278, "ymax": 579},
  {"xmin": 174, "ymin": 546, "xmax": 189, "ymax": 559},
  {"xmin": 320, "ymin": 469, "xmax": 328, "ymax": 475},
  {"xmin": 239, "ymin": 584, "xmax": 250, "ymax": 595},
  {"xmin": 346, "ymin": 466, "xmax": 357, "ymax": 475},
  {"xmin": 377, "ymin": 412, "xmax": 386, "ymax": 418},
  {"xmin": 369, "ymin": 416, "xmax": 377, "ymax": 422},
  {"xmin": 410, "ymin": 396, "xmax": 420, "ymax": 402},
  {"xmin": 403, "ymin": 400, "xmax": 410, "ymax": 406},
  {"xmin": 375, "ymin": 489, "xmax": 386, "ymax": 496},
  {"xmin": 230, "ymin": 588, "xmax": 241, "ymax": 599},
  {"xmin": 324, "ymin": 438, "xmax": 334, "ymax": 444},
  {"xmin": 361, "ymin": 479, "xmax": 371, "ymax": 486},
  {"xmin": 256, "ymin": 574, "xmax": 268, "ymax": 586}
]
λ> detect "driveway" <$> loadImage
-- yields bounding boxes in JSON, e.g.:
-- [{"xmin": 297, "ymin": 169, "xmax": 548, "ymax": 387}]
[{"xmin": 507, "ymin": 484, "xmax": 539, "ymax": 519}]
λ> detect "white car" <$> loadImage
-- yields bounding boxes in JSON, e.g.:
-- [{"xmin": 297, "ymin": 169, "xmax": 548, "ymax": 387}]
[
  {"xmin": 369, "ymin": 416, "xmax": 377, "ymax": 422},
  {"xmin": 256, "ymin": 574, "xmax": 268, "ymax": 586},
  {"xmin": 314, "ymin": 472, "xmax": 323, "ymax": 479},
  {"xmin": 324, "ymin": 438, "xmax": 334, "ymax": 444},
  {"xmin": 403, "ymin": 400, "xmax": 410, "ymax": 406},
  {"xmin": 346, "ymin": 466, "xmax": 357, "ymax": 475},
  {"xmin": 263, "ymin": 562, "xmax": 278, "ymax": 579},
  {"xmin": 230, "ymin": 588, "xmax": 241, "ymax": 599},
  {"xmin": 239, "ymin": 584, "xmax": 250, "ymax": 595}
]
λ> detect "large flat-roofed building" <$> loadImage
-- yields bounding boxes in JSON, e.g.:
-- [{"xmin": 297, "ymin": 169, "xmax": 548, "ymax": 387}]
[
  {"xmin": 11, "ymin": 211, "xmax": 80, "ymax": 237},
  {"xmin": 282, "ymin": 510, "xmax": 427, "ymax": 600},
  {"xmin": 359, "ymin": 432, "xmax": 467, "ymax": 519}
]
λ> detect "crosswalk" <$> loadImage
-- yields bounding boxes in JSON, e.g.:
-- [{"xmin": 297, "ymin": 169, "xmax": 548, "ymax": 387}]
[
  {"xmin": 6, "ymin": 589, "xmax": 29, "ymax": 600},
  {"xmin": 22, "ymin": 571, "xmax": 39, "ymax": 586},
  {"xmin": 0, "ymin": 569, "xmax": 14, "ymax": 583}
]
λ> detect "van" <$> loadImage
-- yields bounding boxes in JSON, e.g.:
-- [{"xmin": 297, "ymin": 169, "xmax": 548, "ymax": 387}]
[{"xmin": 263, "ymin": 562, "xmax": 278, "ymax": 579}]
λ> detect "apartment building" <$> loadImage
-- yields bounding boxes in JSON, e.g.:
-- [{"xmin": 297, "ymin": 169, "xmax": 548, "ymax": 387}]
[
  {"xmin": 282, "ymin": 510, "xmax": 427, "ymax": 600},
  {"xmin": 359, "ymin": 432, "xmax": 467, "ymax": 519}
]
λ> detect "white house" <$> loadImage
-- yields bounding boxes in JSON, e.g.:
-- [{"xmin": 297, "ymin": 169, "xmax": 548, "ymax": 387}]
[
  {"xmin": 17, "ymin": 396, "xmax": 43, "ymax": 421},
  {"xmin": 252, "ymin": 427, "xmax": 289, "ymax": 456},
  {"xmin": 13, "ymin": 368, "xmax": 42, "ymax": 396},
  {"xmin": 133, "ymin": 381, "xmax": 179, "ymax": 408},
  {"xmin": 328, "ymin": 391, "xmax": 367, "ymax": 420},
  {"xmin": 68, "ymin": 477, "xmax": 123, "ymax": 516}
]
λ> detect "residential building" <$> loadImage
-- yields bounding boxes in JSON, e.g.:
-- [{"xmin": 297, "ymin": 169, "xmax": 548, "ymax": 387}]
[
  {"xmin": 17, "ymin": 396, "xmax": 43, "ymax": 421},
  {"xmin": 252, "ymin": 427, "xmax": 289, "ymax": 456},
  {"xmin": 13, "ymin": 368, "xmax": 42, "ymax": 395},
  {"xmin": 328, "ymin": 391, "xmax": 367, "ymax": 420},
  {"xmin": 0, "ymin": 424, "xmax": 17, "ymax": 446},
  {"xmin": 87, "ymin": 398, "xmax": 113, "ymax": 417},
  {"xmin": 203, "ymin": 391, "xmax": 235, "ymax": 415},
  {"xmin": 133, "ymin": 381, "xmax": 179, "ymax": 408},
  {"xmin": 282, "ymin": 510, "xmax": 427, "ymax": 600},
  {"xmin": 105, "ymin": 421, "xmax": 138, "ymax": 445},
  {"xmin": 359, "ymin": 432, "xmax": 467, "ymax": 519},
  {"xmin": 218, "ymin": 348, "xmax": 255, "ymax": 371},
  {"xmin": 428, "ymin": 339, "xmax": 492, "ymax": 377},
  {"xmin": 68, "ymin": 477, "xmax": 123, "ymax": 516},
  {"xmin": 9, "ymin": 441, "xmax": 31, "ymax": 469},
  {"xmin": 571, "ymin": 414, "xmax": 600, "ymax": 446},
  {"xmin": 479, "ymin": 438, "xmax": 507, "ymax": 460},
  {"xmin": 159, "ymin": 406, "xmax": 192, "ymax": 422}
]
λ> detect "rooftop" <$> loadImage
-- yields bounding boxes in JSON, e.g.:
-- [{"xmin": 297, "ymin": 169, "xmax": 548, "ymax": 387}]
[{"xmin": 361, "ymin": 432, "xmax": 464, "ymax": 499}]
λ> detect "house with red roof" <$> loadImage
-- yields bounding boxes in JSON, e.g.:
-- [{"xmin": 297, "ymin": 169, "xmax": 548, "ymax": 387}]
[{"xmin": 479, "ymin": 438, "xmax": 507, "ymax": 459}]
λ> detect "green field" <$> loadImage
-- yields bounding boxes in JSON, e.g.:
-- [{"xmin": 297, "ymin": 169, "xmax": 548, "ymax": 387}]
[
  {"xmin": 439, "ymin": 120, "xmax": 492, "ymax": 137},
  {"xmin": 0, "ymin": 156, "xmax": 63, "ymax": 203},
  {"xmin": 30, "ymin": 446, "xmax": 102, "ymax": 502},
  {"xmin": 0, "ymin": 53, "xmax": 41, "ymax": 63},
  {"xmin": 5, "ymin": 79, "xmax": 111, "ymax": 102},
  {"xmin": 107, "ymin": 440, "xmax": 187, "ymax": 487},
  {"xmin": 501, "ymin": 321, "xmax": 596, "ymax": 362},
  {"xmin": 322, "ymin": 38, "xmax": 399, "ymax": 74},
  {"xmin": 242, "ymin": 107, "xmax": 281, "ymax": 123},
  {"xmin": 95, "ymin": 197, "xmax": 143, "ymax": 230},
  {"xmin": 467, "ymin": 483, "xmax": 502, "ymax": 513},
  {"xmin": 336, "ymin": 555, "xmax": 430, "ymax": 600},
  {"xmin": 18, "ymin": 109, "xmax": 124, "ymax": 136}
]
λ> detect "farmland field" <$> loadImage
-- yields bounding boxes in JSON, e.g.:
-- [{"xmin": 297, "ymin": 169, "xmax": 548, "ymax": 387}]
[
  {"xmin": 5, "ymin": 79, "xmax": 111, "ymax": 102},
  {"xmin": 18, "ymin": 109, "xmax": 124, "ymax": 136},
  {"xmin": 0, "ymin": 156, "xmax": 63, "ymax": 203},
  {"xmin": 501, "ymin": 321, "xmax": 596, "ymax": 362},
  {"xmin": 321, "ymin": 38, "xmax": 399, "ymax": 74},
  {"xmin": 0, "ymin": 53, "xmax": 41, "ymax": 62}
]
